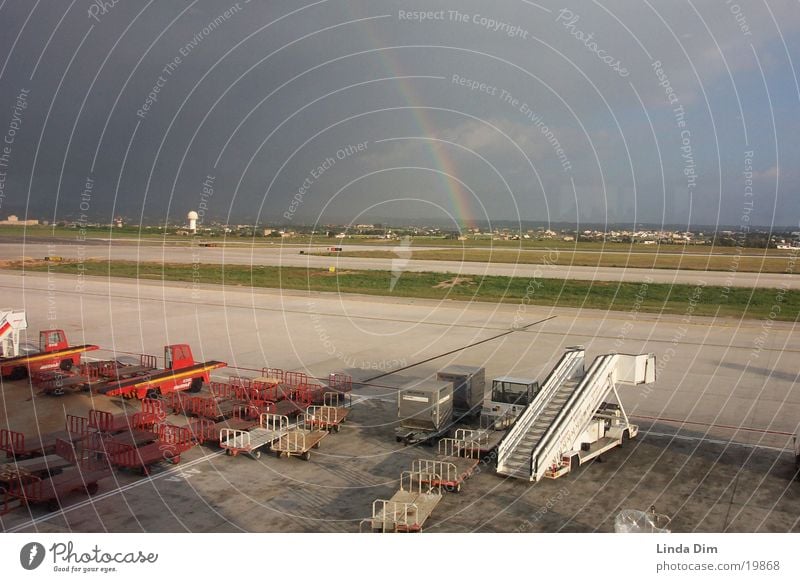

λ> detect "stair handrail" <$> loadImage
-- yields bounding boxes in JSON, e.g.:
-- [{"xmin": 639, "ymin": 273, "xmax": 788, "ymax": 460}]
[
  {"xmin": 530, "ymin": 354, "xmax": 618, "ymax": 480},
  {"xmin": 497, "ymin": 348, "xmax": 584, "ymax": 470}
]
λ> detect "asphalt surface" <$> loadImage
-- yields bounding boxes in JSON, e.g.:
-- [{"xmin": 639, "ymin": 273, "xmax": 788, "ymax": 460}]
[
  {"xmin": 0, "ymin": 241, "xmax": 797, "ymax": 289},
  {"xmin": 0, "ymin": 270, "xmax": 797, "ymax": 532}
]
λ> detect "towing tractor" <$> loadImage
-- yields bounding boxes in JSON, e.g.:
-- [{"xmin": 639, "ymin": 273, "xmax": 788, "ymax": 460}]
[
  {"xmin": 93, "ymin": 344, "xmax": 226, "ymax": 400},
  {"xmin": 0, "ymin": 309, "xmax": 99, "ymax": 380}
]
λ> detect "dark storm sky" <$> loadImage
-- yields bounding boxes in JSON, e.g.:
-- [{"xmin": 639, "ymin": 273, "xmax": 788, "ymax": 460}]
[{"xmin": 0, "ymin": 0, "xmax": 798, "ymax": 228}]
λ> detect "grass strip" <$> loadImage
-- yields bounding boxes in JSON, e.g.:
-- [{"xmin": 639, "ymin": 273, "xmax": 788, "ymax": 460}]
[{"xmin": 10, "ymin": 259, "xmax": 798, "ymax": 322}]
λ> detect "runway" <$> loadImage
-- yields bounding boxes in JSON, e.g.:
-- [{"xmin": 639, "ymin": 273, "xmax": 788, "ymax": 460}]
[{"xmin": 0, "ymin": 241, "xmax": 797, "ymax": 289}]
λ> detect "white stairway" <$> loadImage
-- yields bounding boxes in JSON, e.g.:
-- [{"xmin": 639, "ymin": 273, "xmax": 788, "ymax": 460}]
[
  {"xmin": 497, "ymin": 349, "xmax": 655, "ymax": 481},
  {"xmin": 496, "ymin": 347, "xmax": 585, "ymax": 479}
]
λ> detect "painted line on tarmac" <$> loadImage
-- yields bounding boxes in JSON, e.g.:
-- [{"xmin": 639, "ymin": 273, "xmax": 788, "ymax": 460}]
[{"xmin": 642, "ymin": 431, "xmax": 792, "ymax": 453}]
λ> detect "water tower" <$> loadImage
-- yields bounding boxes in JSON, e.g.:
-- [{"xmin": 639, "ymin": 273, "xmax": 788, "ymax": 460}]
[{"xmin": 187, "ymin": 210, "xmax": 199, "ymax": 233}]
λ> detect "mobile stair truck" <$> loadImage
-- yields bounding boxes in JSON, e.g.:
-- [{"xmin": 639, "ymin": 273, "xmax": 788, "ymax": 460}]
[
  {"xmin": 394, "ymin": 379, "xmax": 454, "ymax": 446},
  {"xmin": 496, "ymin": 347, "xmax": 655, "ymax": 481}
]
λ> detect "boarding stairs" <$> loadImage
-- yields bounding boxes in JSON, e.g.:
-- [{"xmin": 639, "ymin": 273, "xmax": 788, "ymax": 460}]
[
  {"xmin": 496, "ymin": 348, "xmax": 585, "ymax": 479},
  {"xmin": 497, "ymin": 349, "xmax": 654, "ymax": 481},
  {"xmin": 0, "ymin": 308, "xmax": 27, "ymax": 358}
]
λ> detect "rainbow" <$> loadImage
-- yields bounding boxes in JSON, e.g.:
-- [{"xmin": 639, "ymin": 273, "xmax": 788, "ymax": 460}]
[{"xmin": 352, "ymin": 18, "xmax": 479, "ymax": 228}]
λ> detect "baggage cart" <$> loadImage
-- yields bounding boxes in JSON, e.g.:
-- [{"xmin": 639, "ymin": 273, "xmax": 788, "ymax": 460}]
[
  {"xmin": 362, "ymin": 471, "xmax": 443, "ymax": 532},
  {"xmin": 412, "ymin": 438, "xmax": 481, "ymax": 492},
  {"xmin": 305, "ymin": 393, "xmax": 351, "ymax": 432},
  {"xmin": 271, "ymin": 416, "xmax": 328, "ymax": 461},
  {"xmin": 1, "ymin": 439, "xmax": 110, "ymax": 513},
  {"xmin": 0, "ymin": 414, "xmax": 88, "ymax": 459},
  {"xmin": 220, "ymin": 414, "xmax": 290, "ymax": 459}
]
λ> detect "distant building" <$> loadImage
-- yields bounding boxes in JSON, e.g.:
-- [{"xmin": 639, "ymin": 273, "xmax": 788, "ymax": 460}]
[{"xmin": 0, "ymin": 215, "xmax": 39, "ymax": 226}]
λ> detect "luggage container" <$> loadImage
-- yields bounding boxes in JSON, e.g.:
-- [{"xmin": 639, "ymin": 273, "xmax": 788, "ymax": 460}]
[
  {"xmin": 394, "ymin": 379, "xmax": 453, "ymax": 445},
  {"xmin": 436, "ymin": 365, "xmax": 486, "ymax": 417}
]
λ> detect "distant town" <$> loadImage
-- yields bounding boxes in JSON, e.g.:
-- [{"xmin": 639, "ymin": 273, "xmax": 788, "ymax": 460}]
[{"xmin": 1, "ymin": 212, "xmax": 799, "ymax": 249}]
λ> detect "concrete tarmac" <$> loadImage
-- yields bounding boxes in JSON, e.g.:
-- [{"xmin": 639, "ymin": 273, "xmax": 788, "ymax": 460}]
[{"xmin": 0, "ymin": 270, "xmax": 797, "ymax": 533}]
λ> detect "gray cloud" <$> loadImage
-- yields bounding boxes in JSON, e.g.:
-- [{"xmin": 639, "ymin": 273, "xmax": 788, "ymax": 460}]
[{"xmin": 0, "ymin": 0, "xmax": 797, "ymax": 228}]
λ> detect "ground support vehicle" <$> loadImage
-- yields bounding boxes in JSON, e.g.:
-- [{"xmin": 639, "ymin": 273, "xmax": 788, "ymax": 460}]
[
  {"xmin": 0, "ymin": 454, "xmax": 74, "ymax": 494},
  {"xmin": 86, "ymin": 399, "xmax": 165, "ymax": 434},
  {"xmin": 305, "ymin": 393, "xmax": 352, "ymax": 432},
  {"xmin": 180, "ymin": 403, "xmax": 263, "ymax": 445},
  {"xmin": 412, "ymin": 438, "xmax": 481, "ymax": 493},
  {"xmin": 395, "ymin": 379, "xmax": 454, "ymax": 446},
  {"xmin": 451, "ymin": 426, "xmax": 505, "ymax": 456},
  {"xmin": 1, "ymin": 438, "xmax": 111, "ymax": 513},
  {"xmin": 220, "ymin": 414, "xmax": 290, "ymax": 459},
  {"xmin": 168, "ymin": 391, "xmax": 196, "ymax": 415},
  {"xmin": 0, "ymin": 324, "xmax": 99, "ymax": 381},
  {"xmin": 271, "ymin": 416, "xmax": 328, "ymax": 461},
  {"xmin": 496, "ymin": 348, "xmax": 655, "ymax": 481},
  {"xmin": 437, "ymin": 365, "xmax": 485, "ymax": 417},
  {"xmin": 93, "ymin": 344, "xmax": 225, "ymax": 400},
  {"xmin": 186, "ymin": 395, "xmax": 273, "ymax": 422},
  {"xmin": 37, "ymin": 354, "xmax": 163, "ymax": 396},
  {"xmin": 481, "ymin": 375, "xmax": 540, "ymax": 430},
  {"xmin": 362, "ymin": 471, "xmax": 443, "ymax": 532},
  {"xmin": 86, "ymin": 423, "xmax": 193, "ymax": 475},
  {"xmin": 0, "ymin": 414, "xmax": 88, "ymax": 459}
]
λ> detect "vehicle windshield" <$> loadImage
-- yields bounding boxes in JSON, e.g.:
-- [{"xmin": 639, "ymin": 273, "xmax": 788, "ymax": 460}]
[{"xmin": 491, "ymin": 381, "xmax": 530, "ymax": 405}]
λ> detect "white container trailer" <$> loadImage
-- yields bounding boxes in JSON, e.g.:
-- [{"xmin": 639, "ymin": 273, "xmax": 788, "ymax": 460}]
[
  {"xmin": 436, "ymin": 365, "xmax": 486, "ymax": 417},
  {"xmin": 395, "ymin": 379, "xmax": 453, "ymax": 445}
]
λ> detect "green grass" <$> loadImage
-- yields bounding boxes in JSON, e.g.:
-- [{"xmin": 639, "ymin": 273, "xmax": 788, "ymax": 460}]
[
  {"xmin": 9, "ymin": 259, "xmax": 798, "ymax": 322},
  {"xmin": 307, "ymin": 248, "xmax": 794, "ymax": 273}
]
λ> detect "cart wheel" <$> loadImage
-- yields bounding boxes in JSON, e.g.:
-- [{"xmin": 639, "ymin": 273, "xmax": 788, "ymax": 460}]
[
  {"xmin": 333, "ymin": 425, "xmax": 340, "ymax": 433},
  {"xmin": 189, "ymin": 378, "xmax": 203, "ymax": 393},
  {"xmin": 301, "ymin": 451, "xmax": 311, "ymax": 461},
  {"xmin": 276, "ymin": 450, "xmax": 282, "ymax": 458},
  {"xmin": 313, "ymin": 442, "xmax": 320, "ymax": 449},
  {"xmin": 570, "ymin": 455, "xmax": 580, "ymax": 473},
  {"xmin": 456, "ymin": 483, "xmax": 462, "ymax": 493},
  {"xmin": 172, "ymin": 456, "xmax": 180, "ymax": 464},
  {"xmin": 225, "ymin": 449, "xmax": 231, "ymax": 456},
  {"xmin": 620, "ymin": 430, "xmax": 630, "ymax": 447},
  {"xmin": 146, "ymin": 389, "xmax": 159, "ymax": 400},
  {"xmin": 47, "ymin": 499, "xmax": 60, "ymax": 512},
  {"xmin": 395, "ymin": 436, "xmax": 402, "ymax": 443},
  {"xmin": 86, "ymin": 482, "xmax": 99, "ymax": 495},
  {"xmin": 253, "ymin": 451, "xmax": 261, "ymax": 459}
]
